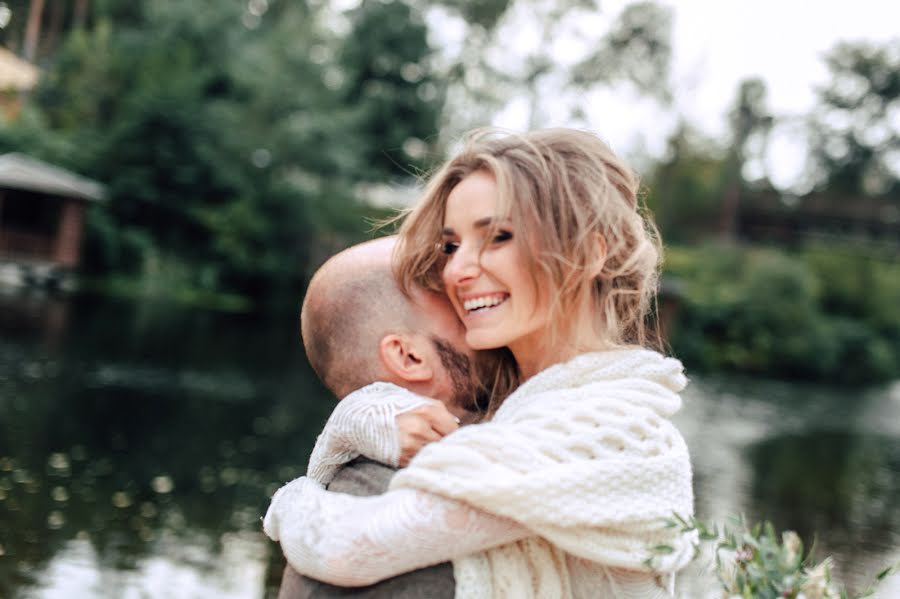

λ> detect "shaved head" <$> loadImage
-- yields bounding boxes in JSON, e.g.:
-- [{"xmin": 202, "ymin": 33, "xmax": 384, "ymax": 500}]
[{"xmin": 301, "ymin": 237, "xmax": 416, "ymax": 397}]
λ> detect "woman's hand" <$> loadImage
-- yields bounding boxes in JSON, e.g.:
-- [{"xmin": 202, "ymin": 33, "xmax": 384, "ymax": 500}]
[{"xmin": 396, "ymin": 402, "xmax": 459, "ymax": 466}]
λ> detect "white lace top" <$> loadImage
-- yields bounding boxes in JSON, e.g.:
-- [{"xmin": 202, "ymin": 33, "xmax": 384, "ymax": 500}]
[{"xmin": 264, "ymin": 349, "xmax": 696, "ymax": 598}]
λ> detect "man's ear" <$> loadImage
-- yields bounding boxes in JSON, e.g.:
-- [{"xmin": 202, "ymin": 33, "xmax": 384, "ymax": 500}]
[
  {"xmin": 378, "ymin": 334, "xmax": 434, "ymax": 383},
  {"xmin": 589, "ymin": 233, "xmax": 608, "ymax": 278}
]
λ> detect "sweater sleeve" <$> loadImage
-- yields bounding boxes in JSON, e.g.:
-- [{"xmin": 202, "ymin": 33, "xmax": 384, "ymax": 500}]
[
  {"xmin": 306, "ymin": 382, "xmax": 439, "ymax": 485},
  {"xmin": 262, "ymin": 476, "xmax": 531, "ymax": 586}
]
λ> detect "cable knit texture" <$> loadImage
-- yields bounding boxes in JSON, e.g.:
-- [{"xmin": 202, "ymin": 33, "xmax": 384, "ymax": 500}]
[
  {"xmin": 390, "ymin": 348, "xmax": 696, "ymax": 598},
  {"xmin": 264, "ymin": 348, "xmax": 695, "ymax": 598}
]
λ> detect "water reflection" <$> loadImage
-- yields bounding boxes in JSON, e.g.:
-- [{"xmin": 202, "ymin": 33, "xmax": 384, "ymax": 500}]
[
  {"xmin": 21, "ymin": 532, "xmax": 268, "ymax": 598},
  {"xmin": 1, "ymin": 290, "xmax": 333, "ymax": 598},
  {"xmin": 750, "ymin": 431, "xmax": 900, "ymax": 537},
  {"xmin": 749, "ymin": 430, "xmax": 900, "ymax": 592},
  {"xmin": 0, "ymin": 289, "xmax": 69, "ymax": 350},
  {"xmin": 677, "ymin": 376, "xmax": 900, "ymax": 596},
  {"xmin": 1, "ymin": 290, "xmax": 899, "ymax": 598}
]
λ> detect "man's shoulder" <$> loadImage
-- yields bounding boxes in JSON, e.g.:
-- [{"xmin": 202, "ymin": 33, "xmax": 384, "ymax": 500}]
[
  {"xmin": 327, "ymin": 458, "xmax": 396, "ymax": 497},
  {"xmin": 278, "ymin": 562, "xmax": 454, "ymax": 599}
]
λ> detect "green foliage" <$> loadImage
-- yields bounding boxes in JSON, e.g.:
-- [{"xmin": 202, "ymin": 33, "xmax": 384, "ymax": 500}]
[
  {"xmin": 653, "ymin": 515, "xmax": 900, "ymax": 599},
  {"xmin": 571, "ymin": 1, "xmax": 673, "ymax": 101},
  {"xmin": 645, "ymin": 126, "xmax": 730, "ymax": 242},
  {"xmin": 810, "ymin": 41, "xmax": 900, "ymax": 197},
  {"xmin": 1, "ymin": 0, "xmax": 444, "ymax": 304},
  {"xmin": 338, "ymin": 0, "xmax": 444, "ymax": 179},
  {"xmin": 666, "ymin": 244, "xmax": 900, "ymax": 384},
  {"xmin": 435, "ymin": 0, "xmax": 512, "ymax": 31},
  {"xmin": 424, "ymin": 0, "xmax": 674, "ymax": 133}
]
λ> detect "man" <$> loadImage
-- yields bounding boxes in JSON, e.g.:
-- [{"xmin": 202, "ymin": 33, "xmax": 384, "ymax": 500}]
[{"xmin": 277, "ymin": 236, "xmax": 479, "ymax": 598}]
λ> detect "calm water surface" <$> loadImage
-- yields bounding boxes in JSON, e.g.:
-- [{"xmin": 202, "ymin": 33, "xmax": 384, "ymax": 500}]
[{"xmin": 1, "ymin": 290, "xmax": 898, "ymax": 598}]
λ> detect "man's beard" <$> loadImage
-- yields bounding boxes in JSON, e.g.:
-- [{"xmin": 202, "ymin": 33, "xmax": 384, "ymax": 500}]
[{"xmin": 430, "ymin": 336, "xmax": 486, "ymax": 415}]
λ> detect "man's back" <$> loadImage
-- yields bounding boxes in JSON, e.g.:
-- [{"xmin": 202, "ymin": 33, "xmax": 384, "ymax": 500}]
[{"xmin": 277, "ymin": 458, "xmax": 455, "ymax": 599}]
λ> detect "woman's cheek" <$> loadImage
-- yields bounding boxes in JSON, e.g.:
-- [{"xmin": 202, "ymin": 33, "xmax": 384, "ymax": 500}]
[{"xmin": 452, "ymin": 299, "xmax": 467, "ymax": 324}]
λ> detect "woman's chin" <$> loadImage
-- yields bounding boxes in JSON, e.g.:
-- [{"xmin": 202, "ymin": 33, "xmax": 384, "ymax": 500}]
[{"xmin": 464, "ymin": 329, "xmax": 506, "ymax": 351}]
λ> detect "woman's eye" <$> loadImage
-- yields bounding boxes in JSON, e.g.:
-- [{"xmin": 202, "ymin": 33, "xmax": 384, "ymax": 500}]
[
  {"xmin": 492, "ymin": 230, "xmax": 513, "ymax": 243},
  {"xmin": 440, "ymin": 241, "xmax": 459, "ymax": 255}
]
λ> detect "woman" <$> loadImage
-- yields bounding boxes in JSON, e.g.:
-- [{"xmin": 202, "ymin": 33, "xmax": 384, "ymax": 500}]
[{"xmin": 264, "ymin": 128, "xmax": 695, "ymax": 598}]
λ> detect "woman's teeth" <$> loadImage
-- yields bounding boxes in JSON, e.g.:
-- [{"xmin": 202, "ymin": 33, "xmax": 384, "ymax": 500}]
[{"xmin": 463, "ymin": 295, "xmax": 507, "ymax": 313}]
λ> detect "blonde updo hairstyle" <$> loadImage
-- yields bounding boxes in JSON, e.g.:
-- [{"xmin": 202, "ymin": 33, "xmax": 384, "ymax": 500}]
[{"xmin": 395, "ymin": 128, "xmax": 663, "ymax": 406}]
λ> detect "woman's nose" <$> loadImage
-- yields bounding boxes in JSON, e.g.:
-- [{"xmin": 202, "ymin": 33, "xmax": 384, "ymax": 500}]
[{"xmin": 443, "ymin": 244, "xmax": 481, "ymax": 286}]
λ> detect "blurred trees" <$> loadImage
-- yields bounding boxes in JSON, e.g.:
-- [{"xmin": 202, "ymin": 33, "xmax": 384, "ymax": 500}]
[
  {"xmin": 570, "ymin": 1, "xmax": 672, "ymax": 101},
  {"xmin": 667, "ymin": 243, "xmax": 900, "ymax": 384},
  {"xmin": 808, "ymin": 41, "xmax": 900, "ymax": 197},
  {"xmin": 645, "ymin": 125, "xmax": 726, "ymax": 243},
  {"xmin": 424, "ymin": 0, "xmax": 673, "ymax": 132},
  {"xmin": 339, "ymin": 0, "xmax": 443, "ymax": 180},
  {"xmin": 0, "ymin": 0, "xmax": 444, "ymax": 301},
  {"xmin": 1, "ymin": 0, "xmax": 683, "ymax": 304},
  {"xmin": 0, "ymin": 0, "xmax": 92, "ymax": 60},
  {"xmin": 717, "ymin": 78, "xmax": 774, "ymax": 238},
  {"xmin": 644, "ymin": 39, "xmax": 900, "ymax": 384},
  {"xmin": 647, "ymin": 77, "xmax": 777, "ymax": 244},
  {"xmin": 1, "ymin": 1, "xmax": 898, "ymax": 382}
]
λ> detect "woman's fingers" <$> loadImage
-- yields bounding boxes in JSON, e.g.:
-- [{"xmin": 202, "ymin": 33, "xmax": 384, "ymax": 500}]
[
  {"xmin": 421, "ymin": 403, "xmax": 460, "ymax": 436},
  {"xmin": 405, "ymin": 403, "xmax": 459, "ymax": 437},
  {"xmin": 395, "ymin": 402, "xmax": 459, "ymax": 466},
  {"xmin": 398, "ymin": 413, "xmax": 432, "ymax": 437}
]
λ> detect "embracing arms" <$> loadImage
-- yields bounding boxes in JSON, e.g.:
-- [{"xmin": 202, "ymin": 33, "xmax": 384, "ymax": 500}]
[
  {"xmin": 265, "ymin": 476, "xmax": 529, "ymax": 586},
  {"xmin": 264, "ymin": 383, "xmax": 531, "ymax": 586}
]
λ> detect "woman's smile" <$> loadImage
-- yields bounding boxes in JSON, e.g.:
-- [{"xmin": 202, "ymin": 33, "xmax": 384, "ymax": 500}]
[{"xmin": 461, "ymin": 292, "xmax": 509, "ymax": 314}]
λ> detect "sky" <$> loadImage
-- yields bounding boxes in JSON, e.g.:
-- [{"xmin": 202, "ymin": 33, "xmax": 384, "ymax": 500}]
[
  {"xmin": 663, "ymin": 0, "xmax": 897, "ymax": 135},
  {"xmin": 462, "ymin": 0, "xmax": 899, "ymax": 189}
]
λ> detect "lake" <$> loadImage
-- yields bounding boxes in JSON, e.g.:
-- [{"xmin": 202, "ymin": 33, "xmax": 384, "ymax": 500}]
[{"xmin": 1, "ymin": 290, "xmax": 898, "ymax": 598}]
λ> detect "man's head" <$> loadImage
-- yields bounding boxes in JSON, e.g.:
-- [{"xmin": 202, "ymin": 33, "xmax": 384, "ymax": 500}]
[{"xmin": 300, "ymin": 236, "xmax": 478, "ymax": 417}]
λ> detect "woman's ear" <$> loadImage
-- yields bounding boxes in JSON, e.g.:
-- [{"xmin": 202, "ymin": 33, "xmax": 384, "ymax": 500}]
[
  {"xmin": 590, "ymin": 233, "xmax": 608, "ymax": 278},
  {"xmin": 378, "ymin": 334, "xmax": 434, "ymax": 383}
]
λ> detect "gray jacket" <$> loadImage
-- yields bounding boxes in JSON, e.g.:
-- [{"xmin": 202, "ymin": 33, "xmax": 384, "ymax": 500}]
[{"xmin": 277, "ymin": 458, "xmax": 455, "ymax": 599}]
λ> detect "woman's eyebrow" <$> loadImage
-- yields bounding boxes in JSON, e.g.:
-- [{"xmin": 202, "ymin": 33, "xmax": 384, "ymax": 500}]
[{"xmin": 441, "ymin": 217, "xmax": 503, "ymax": 236}]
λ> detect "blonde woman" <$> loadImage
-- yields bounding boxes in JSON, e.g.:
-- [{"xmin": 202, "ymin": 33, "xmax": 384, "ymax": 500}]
[{"xmin": 265, "ymin": 129, "xmax": 695, "ymax": 598}]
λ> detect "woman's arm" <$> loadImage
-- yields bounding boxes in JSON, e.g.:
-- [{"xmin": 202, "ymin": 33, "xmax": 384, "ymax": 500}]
[
  {"xmin": 307, "ymin": 383, "xmax": 456, "ymax": 484},
  {"xmin": 263, "ymin": 476, "xmax": 530, "ymax": 586}
]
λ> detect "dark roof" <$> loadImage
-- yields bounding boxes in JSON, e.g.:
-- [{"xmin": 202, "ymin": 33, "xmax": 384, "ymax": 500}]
[{"xmin": 0, "ymin": 153, "xmax": 104, "ymax": 201}]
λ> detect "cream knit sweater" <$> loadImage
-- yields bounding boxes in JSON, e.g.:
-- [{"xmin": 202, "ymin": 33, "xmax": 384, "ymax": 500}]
[{"xmin": 264, "ymin": 348, "xmax": 696, "ymax": 598}]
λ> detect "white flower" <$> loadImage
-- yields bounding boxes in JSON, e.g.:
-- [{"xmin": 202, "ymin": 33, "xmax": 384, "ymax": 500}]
[
  {"xmin": 783, "ymin": 530, "xmax": 802, "ymax": 565},
  {"xmin": 801, "ymin": 557, "xmax": 835, "ymax": 599}
]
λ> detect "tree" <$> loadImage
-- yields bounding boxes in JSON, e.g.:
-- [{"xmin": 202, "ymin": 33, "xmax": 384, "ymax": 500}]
[
  {"xmin": 719, "ymin": 77, "xmax": 774, "ymax": 238},
  {"xmin": 422, "ymin": 0, "xmax": 674, "ymax": 135},
  {"xmin": 645, "ymin": 123, "xmax": 728, "ymax": 243},
  {"xmin": 337, "ymin": 0, "xmax": 444, "ymax": 179},
  {"xmin": 809, "ymin": 41, "xmax": 900, "ymax": 197},
  {"xmin": 570, "ymin": 1, "xmax": 672, "ymax": 102},
  {"xmin": 4, "ymin": 0, "xmax": 446, "ymax": 302}
]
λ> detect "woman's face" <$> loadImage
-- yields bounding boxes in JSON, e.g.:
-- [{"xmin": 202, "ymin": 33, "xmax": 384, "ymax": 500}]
[{"xmin": 440, "ymin": 170, "xmax": 550, "ymax": 355}]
